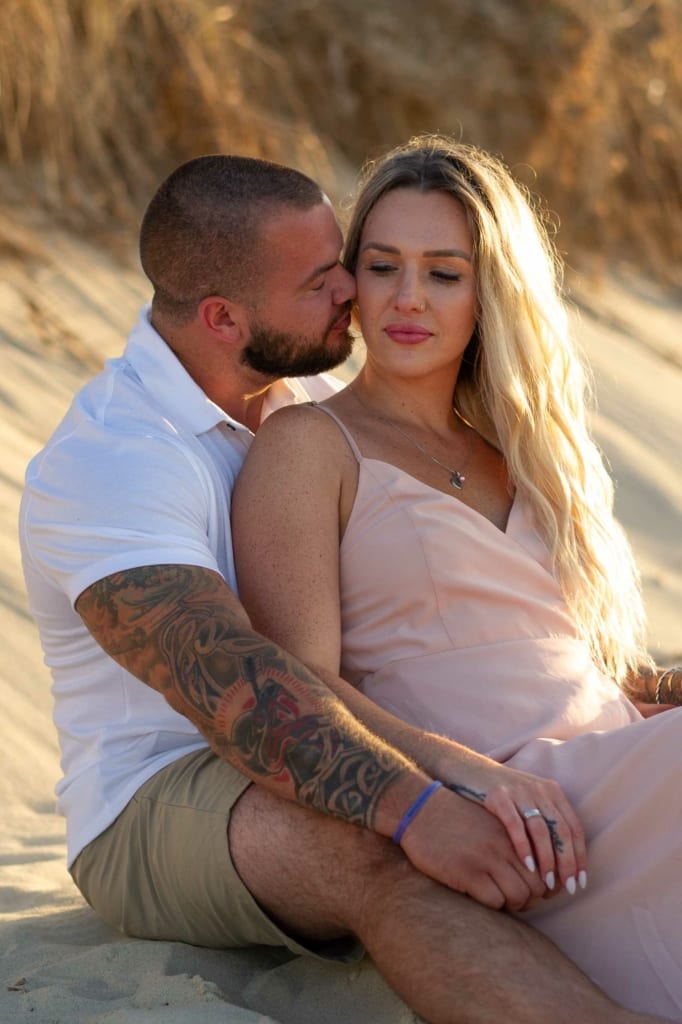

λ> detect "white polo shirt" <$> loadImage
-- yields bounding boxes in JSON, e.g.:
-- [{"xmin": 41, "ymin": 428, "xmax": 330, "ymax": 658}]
[{"xmin": 19, "ymin": 305, "xmax": 342, "ymax": 867}]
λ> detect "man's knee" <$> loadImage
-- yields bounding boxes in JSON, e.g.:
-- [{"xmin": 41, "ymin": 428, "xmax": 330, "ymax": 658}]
[{"xmin": 228, "ymin": 783, "xmax": 413, "ymax": 938}]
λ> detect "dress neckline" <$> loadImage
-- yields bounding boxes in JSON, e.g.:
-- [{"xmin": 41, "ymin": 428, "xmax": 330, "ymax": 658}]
[{"xmin": 360, "ymin": 455, "xmax": 519, "ymax": 536}]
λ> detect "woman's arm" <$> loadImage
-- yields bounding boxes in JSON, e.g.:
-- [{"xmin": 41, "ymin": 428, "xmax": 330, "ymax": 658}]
[
  {"xmin": 625, "ymin": 663, "xmax": 682, "ymax": 716},
  {"xmin": 232, "ymin": 403, "xmax": 587, "ymax": 895},
  {"xmin": 232, "ymin": 403, "xmax": 354, "ymax": 673}
]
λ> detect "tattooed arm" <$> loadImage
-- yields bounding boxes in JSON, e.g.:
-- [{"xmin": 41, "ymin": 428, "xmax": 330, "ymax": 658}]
[
  {"xmin": 76, "ymin": 562, "xmax": 549, "ymax": 910},
  {"xmin": 75, "ymin": 563, "xmax": 425, "ymax": 835}
]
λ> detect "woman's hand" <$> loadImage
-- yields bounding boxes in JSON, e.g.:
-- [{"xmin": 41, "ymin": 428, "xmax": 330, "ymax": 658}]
[
  {"xmin": 444, "ymin": 762, "xmax": 587, "ymax": 898},
  {"xmin": 632, "ymin": 700, "xmax": 676, "ymax": 718}
]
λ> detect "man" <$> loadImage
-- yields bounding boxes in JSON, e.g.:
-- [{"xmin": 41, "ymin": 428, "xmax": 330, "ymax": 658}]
[{"xmin": 19, "ymin": 155, "xmax": 665, "ymax": 1024}]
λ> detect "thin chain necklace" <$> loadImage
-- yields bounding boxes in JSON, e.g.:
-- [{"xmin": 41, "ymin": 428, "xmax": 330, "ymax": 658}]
[{"xmin": 349, "ymin": 383, "xmax": 476, "ymax": 491}]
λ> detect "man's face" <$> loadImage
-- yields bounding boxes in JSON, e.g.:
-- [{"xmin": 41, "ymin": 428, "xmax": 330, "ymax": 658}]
[{"xmin": 241, "ymin": 200, "xmax": 356, "ymax": 377}]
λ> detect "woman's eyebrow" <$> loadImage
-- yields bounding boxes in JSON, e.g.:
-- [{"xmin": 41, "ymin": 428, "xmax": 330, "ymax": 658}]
[
  {"xmin": 361, "ymin": 241, "xmax": 471, "ymax": 261},
  {"xmin": 424, "ymin": 248, "xmax": 472, "ymax": 261},
  {"xmin": 360, "ymin": 241, "xmax": 399, "ymax": 254}
]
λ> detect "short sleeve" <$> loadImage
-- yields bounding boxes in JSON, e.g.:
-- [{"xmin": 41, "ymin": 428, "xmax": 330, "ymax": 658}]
[{"xmin": 22, "ymin": 421, "xmax": 220, "ymax": 606}]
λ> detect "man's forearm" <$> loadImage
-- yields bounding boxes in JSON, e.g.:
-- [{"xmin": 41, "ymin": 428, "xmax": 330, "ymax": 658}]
[
  {"xmin": 312, "ymin": 661, "xmax": 501, "ymax": 796},
  {"xmin": 76, "ymin": 564, "xmax": 431, "ymax": 836}
]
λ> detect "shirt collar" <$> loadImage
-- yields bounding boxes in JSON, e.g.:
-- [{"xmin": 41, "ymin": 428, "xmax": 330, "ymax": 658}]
[
  {"xmin": 123, "ymin": 304, "xmax": 327, "ymax": 436},
  {"xmin": 124, "ymin": 305, "xmax": 237, "ymax": 435}
]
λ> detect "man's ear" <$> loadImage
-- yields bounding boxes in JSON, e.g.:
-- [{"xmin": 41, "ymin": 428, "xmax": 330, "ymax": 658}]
[{"xmin": 197, "ymin": 296, "xmax": 249, "ymax": 342}]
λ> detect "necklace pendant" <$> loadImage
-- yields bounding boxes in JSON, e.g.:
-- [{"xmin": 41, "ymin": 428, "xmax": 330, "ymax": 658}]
[{"xmin": 450, "ymin": 471, "xmax": 465, "ymax": 490}]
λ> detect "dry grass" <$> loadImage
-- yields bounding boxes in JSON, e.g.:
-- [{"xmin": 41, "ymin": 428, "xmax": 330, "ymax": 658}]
[{"xmin": 0, "ymin": 0, "xmax": 680, "ymax": 283}]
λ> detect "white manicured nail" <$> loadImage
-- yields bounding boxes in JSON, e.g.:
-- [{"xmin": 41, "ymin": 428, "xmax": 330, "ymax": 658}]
[
  {"xmin": 566, "ymin": 876, "xmax": 576, "ymax": 895},
  {"xmin": 578, "ymin": 870, "xmax": 588, "ymax": 890},
  {"xmin": 525, "ymin": 855, "xmax": 536, "ymax": 873},
  {"xmin": 545, "ymin": 871, "xmax": 555, "ymax": 890}
]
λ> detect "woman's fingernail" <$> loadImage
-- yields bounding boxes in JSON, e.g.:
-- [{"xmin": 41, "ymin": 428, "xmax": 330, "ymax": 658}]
[
  {"xmin": 566, "ymin": 876, "xmax": 576, "ymax": 895},
  {"xmin": 545, "ymin": 871, "xmax": 555, "ymax": 890},
  {"xmin": 578, "ymin": 870, "xmax": 588, "ymax": 890},
  {"xmin": 525, "ymin": 855, "xmax": 536, "ymax": 873}
]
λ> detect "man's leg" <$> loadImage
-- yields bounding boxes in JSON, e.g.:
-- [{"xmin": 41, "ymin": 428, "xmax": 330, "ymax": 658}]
[{"xmin": 230, "ymin": 785, "xmax": 666, "ymax": 1024}]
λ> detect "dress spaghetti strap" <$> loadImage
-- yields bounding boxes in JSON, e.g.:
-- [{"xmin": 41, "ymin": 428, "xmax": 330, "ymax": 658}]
[{"xmin": 309, "ymin": 402, "xmax": 364, "ymax": 464}]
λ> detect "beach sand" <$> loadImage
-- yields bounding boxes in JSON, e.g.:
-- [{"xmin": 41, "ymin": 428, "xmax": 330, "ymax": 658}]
[{"xmin": 1, "ymin": 219, "xmax": 680, "ymax": 1023}]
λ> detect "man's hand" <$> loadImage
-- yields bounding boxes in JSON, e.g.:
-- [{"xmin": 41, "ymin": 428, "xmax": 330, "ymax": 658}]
[{"xmin": 397, "ymin": 784, "xmax": 547, "ymax": 911}]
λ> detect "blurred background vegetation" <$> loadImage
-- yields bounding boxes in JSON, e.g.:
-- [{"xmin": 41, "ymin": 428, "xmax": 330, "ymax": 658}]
[{"xmin": 1, "ymin": 0, "xmax": 680, "ymax": 284}]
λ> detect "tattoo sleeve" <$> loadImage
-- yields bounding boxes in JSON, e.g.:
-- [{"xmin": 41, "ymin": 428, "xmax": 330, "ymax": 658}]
[{"xmin": 76, "ymin": 565, "xmax": 406, "ymax": 830}]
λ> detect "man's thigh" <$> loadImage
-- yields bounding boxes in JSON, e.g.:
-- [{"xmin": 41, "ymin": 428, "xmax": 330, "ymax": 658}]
[{"xmin": 71, "ymin": 748, "xmax": 359, "ymax": 960}]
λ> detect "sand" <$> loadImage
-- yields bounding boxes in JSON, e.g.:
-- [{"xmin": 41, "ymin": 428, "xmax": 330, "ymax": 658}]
[{"xmin": 1, "ymin": 217, "xmax": 680, "ymax": 1023}]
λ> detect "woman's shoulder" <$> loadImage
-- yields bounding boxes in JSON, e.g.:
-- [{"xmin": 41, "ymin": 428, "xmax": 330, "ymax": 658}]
[{"xmin": 251, "ymin": 390, "xmax": 357, "ymax": 468}]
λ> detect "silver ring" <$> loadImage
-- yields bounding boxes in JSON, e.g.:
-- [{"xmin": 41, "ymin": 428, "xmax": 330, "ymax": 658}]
[{"xmin": 522, "ymin": 808, "xmax": 543, "ymax": 820}]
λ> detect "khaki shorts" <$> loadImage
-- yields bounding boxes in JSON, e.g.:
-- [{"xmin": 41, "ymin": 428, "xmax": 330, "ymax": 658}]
[{"xmin": 70, "ymin": 748, "xmax": 361, "ymax": 961}]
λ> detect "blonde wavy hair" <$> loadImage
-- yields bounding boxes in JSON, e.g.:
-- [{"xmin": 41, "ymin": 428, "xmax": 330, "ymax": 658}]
[{"xmin": 343, "ymin": 134, "xmax": 651, "ymax": 685}]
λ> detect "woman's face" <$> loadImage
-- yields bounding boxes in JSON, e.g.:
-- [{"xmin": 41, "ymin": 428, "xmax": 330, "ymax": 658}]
[{"xmin": 354, "ymin": 187, "xmax": 478, "ymax": 381}]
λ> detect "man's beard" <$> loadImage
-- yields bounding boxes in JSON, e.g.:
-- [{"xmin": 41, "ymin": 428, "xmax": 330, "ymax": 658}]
[{"xmin": 241, "ymin": 308, "xmax": 354, "ymax": 378}]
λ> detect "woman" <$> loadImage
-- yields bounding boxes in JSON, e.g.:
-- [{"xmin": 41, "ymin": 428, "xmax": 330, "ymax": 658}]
[{"xmin": 232, "ymin": 135, "xmax": 682, "ymax": 1018}]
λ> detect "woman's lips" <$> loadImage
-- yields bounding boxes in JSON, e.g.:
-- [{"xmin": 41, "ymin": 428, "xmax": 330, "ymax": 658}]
[{"xmin": 384, "ymin": 323, "xmax": 432, "ymax": 344}]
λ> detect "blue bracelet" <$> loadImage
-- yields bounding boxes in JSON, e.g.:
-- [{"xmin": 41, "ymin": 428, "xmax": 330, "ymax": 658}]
[{"xmin": 392, "ymin": 780, "xmax": 443, "ymax": 845}]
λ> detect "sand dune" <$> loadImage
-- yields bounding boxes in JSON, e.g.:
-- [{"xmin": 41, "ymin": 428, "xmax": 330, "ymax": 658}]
[{"xmin": 1, "ymin": 220, "xmax": 680, "ymax": 1023}]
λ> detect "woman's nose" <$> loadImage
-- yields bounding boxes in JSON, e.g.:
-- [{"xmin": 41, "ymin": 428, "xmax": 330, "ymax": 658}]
[{"xmin": 394, "ymin": 274, "xmax": 425, "ymax": 313}]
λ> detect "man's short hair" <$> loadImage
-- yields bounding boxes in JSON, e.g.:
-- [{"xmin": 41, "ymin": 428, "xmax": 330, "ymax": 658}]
[{"xmin": 139, "ymin": 155, "xmax": 324, "ymax": 324}]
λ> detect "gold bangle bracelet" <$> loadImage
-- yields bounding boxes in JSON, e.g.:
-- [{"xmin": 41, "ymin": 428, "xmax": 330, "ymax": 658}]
[{"xmin": 655, "ymin": 668, "xmax": 682, "ymax": 704}]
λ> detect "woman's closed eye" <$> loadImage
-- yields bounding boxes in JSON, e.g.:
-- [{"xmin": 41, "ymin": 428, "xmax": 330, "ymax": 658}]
[
  {"xmin": 367, "ymin": 261, "xmax": 398, "ymax": 275},
  {"xmin": 365, "ymin": 262, "xmax": 463, "ymax": 283},
  {"xmin": 430, "ymin": 269, "xmax": 462, "ymax": 282}
]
